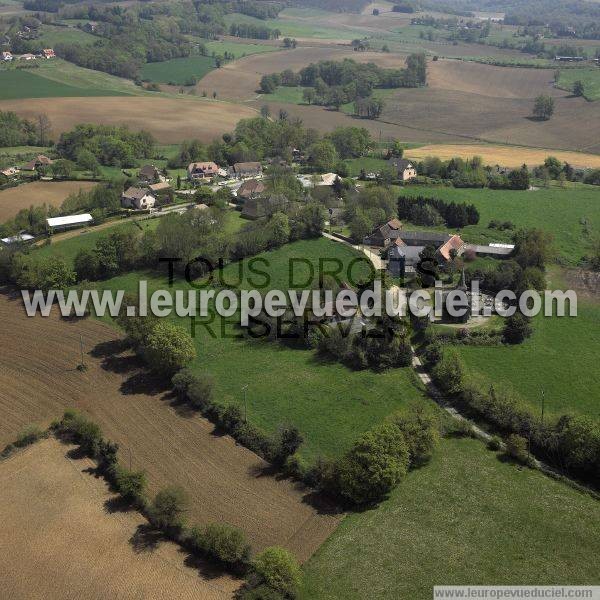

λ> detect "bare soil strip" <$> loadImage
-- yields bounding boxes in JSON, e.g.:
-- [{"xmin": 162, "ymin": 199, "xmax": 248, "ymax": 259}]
[
  {"xmin": 0, "ymin": 97, "xmax": 257, "ymax": 144},
  {"xmin": 0, "ymin": 294, "xmax": 342, "ymax": 562},
  {"xmin": 0, "ymin": 180, "xmax": 97, "ymax": 222}
]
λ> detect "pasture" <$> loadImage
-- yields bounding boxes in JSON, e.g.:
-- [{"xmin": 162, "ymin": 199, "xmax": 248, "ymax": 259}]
[
  {"xmin": 32, "ymin": 59, "xmax": 141, "ymax": 96},
  {"xmin": 456, "ymin": 296, "xmax": 600, "ymax": 422},
  {"xmin": 557, "ymin": 67, "xmax": 600, "ymax": 101},
  {"xmin": 140, "ymin": 55, "xmax": 216, "ymax": 85},
  {"xmin": 301, "ymin": 437, "xmax": 600, "ymax": 599},
  {"xmin": 204, "ymin": 39, "xmax": 278, "ymax": 59},
  {"xmin": 0, "ymin": 293, "xmax": 341, "ymax": 562},
  {"xmin": 0, "ymin": 96, "xmax": 257, "ymax": 144},
  {"xmin": 37, "ymin": 24, "xmax": 98, "ymax": 46},
  {"xmin": 0, "ymin": 180, "xmax": 97, "ymax": 222},
  {"xmin": 396, "ymin": 185, "xmax": 600, "ymax": 264},
  {"xmin": 0, "ymin": 68, "xmax": 128, "ymax": 100},
  {"xmin": 98, "ymin": 238, "xmax": 431, "ymax": 462},
  {"xmin": 0, "ymin": 438, "xmax": 240, "ymax": 599}
]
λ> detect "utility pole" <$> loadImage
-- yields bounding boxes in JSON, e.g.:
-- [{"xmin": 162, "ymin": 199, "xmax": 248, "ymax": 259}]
[
  {"xmin": 242, "ymin": 385, "xmax": 248, "ymax": 422},
  {"xmin": 78, "ymin": 334, "xmax": 86, "ymax": 371}
]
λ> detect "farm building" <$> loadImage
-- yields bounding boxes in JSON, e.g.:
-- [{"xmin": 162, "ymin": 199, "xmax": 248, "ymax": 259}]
[
  {"xmin": 42, "ymin": 48, "xmax": 55, "ymax": 59},
  {"xmin": 148, "ymin": 182, "xmax": 171, "ymax": 195},
  {"xmin": 20, "ymin": 155, "xmax": 53, "ymax": 171},
  {"xmin": 138, "ymin": 165, "xmax": 160, "ymax": 183},
  {"xmin": 229, "ymin": 162, "xmax": 262, "ymax": 179},
  {"xmin": 236, "ymin": 179, "xmax": 266, "ymax": 201},
  {"xmin": 122, "ymin": 187, "xmax": 156, "ymax": 210},
  {"xmin": 464, "ymin": 243, "xmax": 514, "ymax": 257},
  {"xmin": 388, "ymin": 158, "xmax": 417, "ymax": 181},
  {"xmin": 1, "ymin": 167, "xmax": 19, "ymax": 178},
  {"xmin": 1, "ymin": 233, "xmax": 34, "ymax": 246},
  {"xmin": 364, "ymin": 218, "xmax": 403, "ymax": 246},
  {"xmin": 47, "ymin": 214, "xmax": 93, "ymax": 232},
  {"xmin": 187, "ymin": 161, "xmax": 219, "ymax": 181},
  {"xmin": 1, "ymin": 51, "xmax": 12, "ymax": 61}
]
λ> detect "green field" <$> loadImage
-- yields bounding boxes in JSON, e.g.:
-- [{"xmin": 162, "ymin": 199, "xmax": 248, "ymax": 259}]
[
  {"xmin": 140, "ymin": 55, "xmax": 216, "ymax": 85},
  {"xmin": 223, "ymin": 12, "xmax": 370, "ymax": 40},
  {"xmin": 301, "ymin": 437, "xmax": 600, "ymax": 599},
  {"xmin": 37, "ymin": 24, "xmax": 97, "ymax": 47},
  {"xmin": 557, "ymin": 67, "xmax": 600, "ymax": 101},
  {"xmin": 31, "ymin": 59, "xmax": 140, "ymax": 96},
  {"xmin": 397, "ymin": 185, "xmax": 600, "ymax": 265},
  {"xmin": 0, "ymin": 68, "xmax": 130, "ymax": 100},
  {"xmin": 204, "ymin": 40, "xmax": 277, "ymax": 59},
  {"xmin": 455, "ymin": 268, "xmax": 600, "ymax": 421},
  {"xmin": 40, "ymin": 231, "xmax": 430, "ymax": 461}
]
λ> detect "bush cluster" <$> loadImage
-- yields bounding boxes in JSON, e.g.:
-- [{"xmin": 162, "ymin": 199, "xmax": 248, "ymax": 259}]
[{"xmin": 398, "ymin": 194, "xmax": 480, "ymax": 228}]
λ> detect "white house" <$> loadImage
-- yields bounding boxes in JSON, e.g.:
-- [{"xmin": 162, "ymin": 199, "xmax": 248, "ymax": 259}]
[
  {"xmin": 388, "ymin": 158, "xmax": 417, "ymax": 181},
  {"xmin": 1, "ymin": 51, "xmax": 13, "ymax": 61},
  {"xmin": 122, "ymin": 186, "xmax": 156, "ymax": 210}
]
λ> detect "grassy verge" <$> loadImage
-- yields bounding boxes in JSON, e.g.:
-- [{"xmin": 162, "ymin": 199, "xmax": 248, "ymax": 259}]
[
  {"xmin": 301, "ymin": 437, "xmax": 600, "ymax": 599},
  {"xmin": 557, "ymin": 67, "xmax": 600, "ymax": 101}
]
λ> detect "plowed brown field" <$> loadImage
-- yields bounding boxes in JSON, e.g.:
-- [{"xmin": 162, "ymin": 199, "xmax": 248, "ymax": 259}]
[
  {"xmin": 0, "ymin": 180, "xmax": 97, "ymax": 222},
  {"xmin": 0, "ymin": 293, "xmax": 342, "ymax": 562},
  {"xmin": 0, "ymin": 97, "xmax": 257, "ymax": 144},
  {"xmin": 0, "ymin": 438, "xmax": 240, "ymax": 599}
]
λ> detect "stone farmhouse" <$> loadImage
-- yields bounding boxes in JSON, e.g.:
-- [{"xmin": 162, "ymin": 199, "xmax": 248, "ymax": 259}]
[
  {"xmin": 229, "ymin": 162, "xmax": 262, "ymax": 179},
  {"xmin": 122, "ymin": 186, "xmax": 156, "ymax": 210},
  {"xmin": 236, "ymin": 179, "xmax": 266, "ymax": 201},
  {"xmin": 187, "ymin": 161, "xmax": 220, "ymax": 181},
  {"xmin": 388, "ymin": 158, "xmax": 417, "ymax": 181}
]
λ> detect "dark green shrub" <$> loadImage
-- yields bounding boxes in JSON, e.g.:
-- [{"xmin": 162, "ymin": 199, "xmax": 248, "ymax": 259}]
[
  {"xmin": 188, "ymin": 523, "xmax": 251, "ymax": 566},
  {"xmin": 505, "ymin": 433, "xmax": 529, "ymax": 464},
  {"xmin": 487, "ymin": 436, "xmax": 502, "ymax": 451},
  {"xmin": 337, "ymin": 422, "xmax": 409, "ymax": 505},
  {"xmin": 392, "ymin": 407, "xmax": 439, "ymax": 467},
  {"xmin": 251, "ymin": 547, "xmax": 302, "ymax": 599},
  {"xmin": 114, "ymin": 465, "xmax": 148, "ymax": 505},
  {"xmin": 149, "ymin": 486, "xmax": 188, "ymax": 531}
]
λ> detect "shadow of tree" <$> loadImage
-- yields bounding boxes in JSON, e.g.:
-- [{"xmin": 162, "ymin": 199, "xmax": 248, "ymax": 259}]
[{"xmin": 129, "ymin": 523, "xmax": 164, "ymax": 553}]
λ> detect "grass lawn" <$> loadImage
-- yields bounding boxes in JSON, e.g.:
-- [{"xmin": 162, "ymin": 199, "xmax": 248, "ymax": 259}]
[
  {"xmin": 140, "ymin": 55, "xmax": 216, "ymax": 85},
  {"xmin": 37, "ymin": 24, "xmax": 97, "ymax": 46},
  {"xmin": 344, "ymin": 156, "xmax": 389, "ymax": 177},
  {"xmin": 263, "ymin": 86, "xmax": 307, "ymax": 104},
  {"xmin": 0, "ymin": 68, "xmax": 130, "ymax": 99},
  {"xmin": 301, "ymin": 437, "xmax": 600, "ymax": 599},
  {"xmin": 396, "ymin": 185, "xmax": 600, "ymax": 265},
  {"xmin": 204, "ymin": 40, "xmax": 278, "ymax": 59},
  {"xmin": 45, "ymin": 234, "xmax": 430, "ymax": 461},
  {"xmin": 32, "ymin": 59, "xmax": 140, "ymax": 96},
  {"xmin": 557, "ymin": 67, "xmax": 600, "ymax": 101}
]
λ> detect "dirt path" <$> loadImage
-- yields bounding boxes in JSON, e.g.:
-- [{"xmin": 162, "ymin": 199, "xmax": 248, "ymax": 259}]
[{"xmin": 0, "ymin": 293, "xmax": 342, "ymax": 562}]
